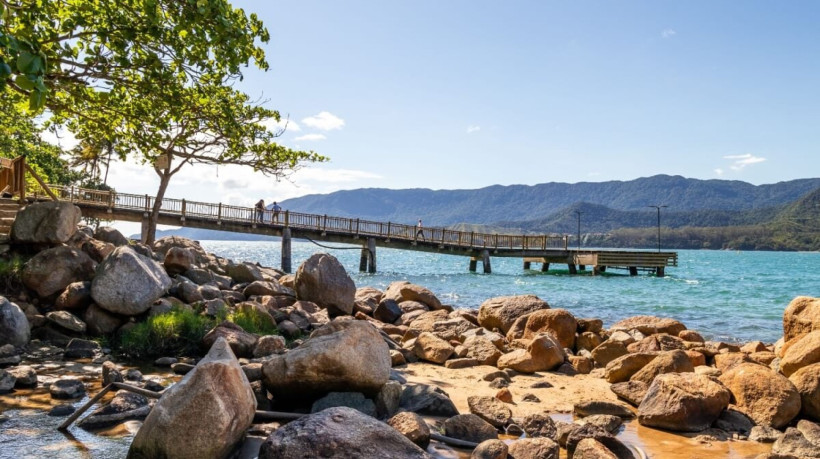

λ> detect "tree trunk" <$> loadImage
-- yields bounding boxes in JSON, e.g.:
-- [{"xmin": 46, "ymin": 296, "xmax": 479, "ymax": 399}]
[{"xmin": 146, "ymin": 170, "xmax": 172, "ymax": 246}]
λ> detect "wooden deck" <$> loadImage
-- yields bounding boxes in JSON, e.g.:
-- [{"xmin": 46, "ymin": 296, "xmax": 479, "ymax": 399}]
[{"xmin": 35, "ymin": 185, "xmax": 677, "ymax": 275}]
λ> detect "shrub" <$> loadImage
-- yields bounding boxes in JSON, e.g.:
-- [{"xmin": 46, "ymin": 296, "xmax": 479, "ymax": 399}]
[
  {"xmin": 0, "ymin": 255, "xmax": 26, "ymax": 293},
  {"xmin": 119, "ymin": 307, "xmax": 215, "ymax": 359},
  {"xmin": 229, "ymin": 307, "xmax": 279, "ymax": 336}
]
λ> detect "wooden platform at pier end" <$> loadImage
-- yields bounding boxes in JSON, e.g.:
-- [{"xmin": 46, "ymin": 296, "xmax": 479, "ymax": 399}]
[{"xmin": 33, "ymin": 185, "xmax": 677, "ymax": 276}]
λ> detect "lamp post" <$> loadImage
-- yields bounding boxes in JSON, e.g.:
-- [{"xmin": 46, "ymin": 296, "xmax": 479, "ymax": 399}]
[
  {"xmin": 648, "ymin": 205, "xmax": 668, "ymax": 252},
  {"xmin": 574, "ymin": 210, "xmax": 582, "ymax": 251}
]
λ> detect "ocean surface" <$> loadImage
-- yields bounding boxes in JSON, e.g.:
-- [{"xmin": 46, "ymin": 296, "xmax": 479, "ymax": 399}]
[{"xmin": 200, "ymin": 241, "xmax": 819, "ymax": 344}]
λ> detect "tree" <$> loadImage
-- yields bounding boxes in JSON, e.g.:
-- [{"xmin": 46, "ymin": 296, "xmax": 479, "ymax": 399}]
[{"xmin": 2, "ymin": 0, "xmax": 326, "ymax": 243}]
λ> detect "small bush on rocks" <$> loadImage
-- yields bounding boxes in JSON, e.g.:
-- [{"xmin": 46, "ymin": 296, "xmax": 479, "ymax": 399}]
[
  {"xmin": 229, "ymin": 308, "xmax": 278, "ymax": 336},
  {"xmin": 119, "ymin": 307, "xmax": 214, "ymax": 359}
]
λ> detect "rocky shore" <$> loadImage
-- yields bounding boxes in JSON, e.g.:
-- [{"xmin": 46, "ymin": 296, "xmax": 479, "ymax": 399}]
[{"xmin": 1, "ymin": 201, "xmax": 819, "ymax": 458}]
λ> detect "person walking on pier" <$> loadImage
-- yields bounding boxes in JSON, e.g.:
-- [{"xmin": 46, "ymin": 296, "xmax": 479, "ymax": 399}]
[
  {"xmin": 416, "ymin": 219, "xmax": 425, "ymax": 241},
  {"xmin": 272, "ymin": 201, "xmax": 282, "ymax": 222},
  {"xmin": 254, "ymin": 199, "xmax": 265, "ymax": 222}
]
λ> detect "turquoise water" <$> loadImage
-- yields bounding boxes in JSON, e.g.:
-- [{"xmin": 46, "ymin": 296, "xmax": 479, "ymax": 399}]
[{"xmin": 200, "ymin": 241, "xmax": 819, "ymax": 344}]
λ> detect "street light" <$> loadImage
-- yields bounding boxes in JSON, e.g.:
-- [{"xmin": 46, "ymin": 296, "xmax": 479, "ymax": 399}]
[
  {"xmin": 648, "ymin": 205, "xmax": 668, "ymax": 252},
  {"xmin": 574, "ymin": 210, "xmax": 583, "ymax": 251}
]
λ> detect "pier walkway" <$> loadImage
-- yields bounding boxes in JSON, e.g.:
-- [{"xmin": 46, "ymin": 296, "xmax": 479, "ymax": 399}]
[{"xmin": 35, "ymin": 185, "xmax": 677, "ymax": 275}]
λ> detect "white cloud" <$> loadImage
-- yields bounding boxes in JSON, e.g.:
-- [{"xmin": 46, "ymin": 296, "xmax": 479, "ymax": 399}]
[
  {"xmin": 661, "ymin": 29, "xmax": 676, "ymax": 39},
  {"xmin": 302, "ymin": 111, "xmax": 345, "ymax": 131},
  {"xmin": 466, "ymin": 125, "xmax": 481, "ymax": 134},
  {"xmin": 262, "ymin": 117, "xmax": 300, "ymax": 133},
  {"xmin": 587, "ymin": 172, "xmax": 601, "ymax": 177},
  {"xmin": 40, "ymin": 126, "xmax": 80, "ymax": 150},
  {"xmin": 723, "ymin": 154, "xmax": 766, "ymax": 171},
  {"xmin": 294, "ymin": 133, "xmax": 327, "ymax": 142},
  {"xmin": 714, "ymin": 168, "xmax": 724, "ymax": 176}
]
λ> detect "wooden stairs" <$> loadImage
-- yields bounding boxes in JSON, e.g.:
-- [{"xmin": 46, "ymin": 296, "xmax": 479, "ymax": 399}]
[{"xmin": 0, "ymin": 198, "xmax": 20, "ymax": 239}]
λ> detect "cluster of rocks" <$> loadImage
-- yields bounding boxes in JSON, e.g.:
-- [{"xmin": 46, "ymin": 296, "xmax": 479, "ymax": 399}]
[{"xmin": 2, "ymin": 201, "xmax": 820, "ymax": 458}]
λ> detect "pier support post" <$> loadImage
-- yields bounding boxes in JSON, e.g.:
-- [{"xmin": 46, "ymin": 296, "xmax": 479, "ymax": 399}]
[
  {"xmin": 469, "ymin": 258, "xmax": 477, "ymax": 272},
  {"xmin": 593, "ymin": 265, "xmax": 603, "ymax": 276},
  {"xmin": 523, "ymin": 261, "xmax": 531, "ymax": 270},
  {"xmin": 541, "ymin": 263, "xmax": 549, "ymax": 272},
  {"xmin": 359, "ymin": 249, "xmax": 368, "ymax": 272},
  {"xmin": 656, "ymin": 267, "xmax": 665, "ymax": 277},
  {"xmin": 281, "ymin": 228, "xmax": 292, "ymax": 273},
  {"xmin": 481, "ymin": 249, "xmax": 491, "ymax": 274},
  {"xmin": 579, "ymin": 264, "xmax": 586, "ymax": 271},
  {"xmin": 629, "ymin": 267, "xmax": 638, "ymax": 276},
  {"xmin": 568, "ymin": 264, "xmax": 578, "ymax": 274},
  {"xmin": 367, "ymin": 238, "xmax": 377, "ymax": 273}
]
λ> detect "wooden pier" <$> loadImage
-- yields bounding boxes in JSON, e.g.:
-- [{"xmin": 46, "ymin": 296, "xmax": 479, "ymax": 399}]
[{"xmin": 35, "ymin": 185, "xmax": 678, "ymax": 275}]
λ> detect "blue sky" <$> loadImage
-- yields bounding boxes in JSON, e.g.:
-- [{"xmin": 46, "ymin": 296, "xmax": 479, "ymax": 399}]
[{"xmin": 49, "ymin": 0, "xmax": 820, "ymax": 220}]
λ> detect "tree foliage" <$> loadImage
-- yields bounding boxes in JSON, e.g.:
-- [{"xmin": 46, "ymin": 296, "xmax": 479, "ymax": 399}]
[{"xmin": 2, "ymin": 0, "xmax": 326, "ymax": 243}]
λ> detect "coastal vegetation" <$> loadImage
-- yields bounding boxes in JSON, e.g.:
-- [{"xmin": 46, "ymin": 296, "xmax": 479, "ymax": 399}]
[{"xmin": 1, "ymin": 0, "xmax": 326, "ymax": 244}]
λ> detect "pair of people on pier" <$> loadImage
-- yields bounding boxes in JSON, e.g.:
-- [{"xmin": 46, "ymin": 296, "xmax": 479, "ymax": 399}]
[{"xmin": 254, "ymin": 199, "xmax": 283, "ymax": 223}]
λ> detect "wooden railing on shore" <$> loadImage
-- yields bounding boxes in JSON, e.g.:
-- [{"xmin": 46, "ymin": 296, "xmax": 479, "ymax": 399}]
[{"xmin": 37, "ymin": 184, "xmax": 570, "ymax": 251}]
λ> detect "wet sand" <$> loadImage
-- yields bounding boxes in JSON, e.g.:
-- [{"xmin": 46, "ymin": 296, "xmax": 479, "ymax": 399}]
[{"xmin": 400, "ymin": 362, "xmax": 773, "ymax": 459}]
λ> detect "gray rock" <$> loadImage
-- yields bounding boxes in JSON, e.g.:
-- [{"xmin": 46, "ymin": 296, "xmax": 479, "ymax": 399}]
[
  {"xmin": 77, "ymin": 391, "xmax": 151, "ymax": 429},
  {"xmin": 577, "ymin": 414, "xmax": 622, "ymax": 433},
  {"xmin": 610, "ymin": 380, "xmax": 649, "ymax": 407},
  {"xmin": 574, "ymin": 400, "xmax": 635, "ymax": 419},
  {"xmin": 638, "ymin": 372, "xmax": 731, "ymax": 432},
  {"xmin": 102, "ymin": 361, "xmax": 123, "ymax": 386},
  {"xmin": 311, "ymin": 392, "xmax": 376, "ymax": 417},
  {"xmin": 22, "ymin": 246, "xmax": 96, "ymax": 298},
  {"xmin": 253, "ymin": 335, "xmax": 286, "ymax": 358},
  {"xmin": 8, "ymin": 365, "xmax": 37, "ymax": 388},
  {"xmin": 48, "ymin": 404, "xmax": 76, "ymax": 417},
  {"xmin": 46, "ymin": 310, "xmax": 86, "ymax": 333},
  {"xmin": 127, "ymin": 337, "xmax": 256, "ymax": 459},
  {"xmin": 259, "ymin": 407, "xmax": 431, "ymax": 458},
  {"xmin": 472, "ymin": 439, "xmax": 508, "ymax": 459},
  {"xmin": 84, "ymin": 304, "xmax": 125, "ymax": 336},
  {"xmin": 201, "ymin": 321, "xmax": 258, "ymax": 359},
  {"xmin": 443, "ymin": 414, "xmax": 499, "ymax": 443},
  {"xmin": 468, "ymin": 395, "xmax": 512, "ymax": 428},
  {"xmin": 375, "ymin": 380, "xmax": 402, "ymax": 419},
  {"xmin": 11, "ymin": 201, "xmax": 81, "ymax": 244},
  {"xmin": 566, "ymin": 424, "xmax": 635, "ymax": 459},
  {"xmin": 478, "ymin": 294, "xmax": 549, "ymax": 334},
  {"xmin": 715, "ymin": 407, "xmax": 756, "ymax": 434},
  {"xmin": 64, "ymin": 338, "xmax": 100, "ymax": 359},
  {"xmin": 294, "ymin": 253, "xmax": 356, "ymax": 316},
  {"xmin": 50, "ymin": 378, "xmax": 86, "ymax": 399},
  {"xmin": 388, "ymin": 411, "xmax": 431, "ymax": 449},
  {"xmin": 164, "ymin": 247, "xmax": 195, "ymax": 275},
  {"xmin": 262, "ymin": 320, "xmax": 390, "ymax": 399},
  {"xmin": 749, "ymin": 425, "xmax": 782, "ymax": 443},
  {"xmin": 0, "ymin": 369, "xmax": 15, "ymax": 393},
  {"xmin": 55, "ymin": 281, "xmax": 93, "ymax": 310},
  {"xmin": 0, "ymin": 297, "xmax": 30, "ymax": 348},
  {"xmin": 522, "ymin": 413, "xmax": 557, "ymax": 440},
  {"xmin": 92, "ymin": 246, "xmax": 172, "ymax": 316},
  {"xmin": 94, "ymin": 226, "xmax": 130, "ymax": 246},
  {"xmin": 154, "ymin": 357, "xmax": 178, "ymax": 367},
  {"xmin": 772, "ymin": 427, "xmax": 820, "ymax": 458},
  {"xmin": 507, "ymin": 437, "xmax": 560, "ymax": 459},
  {"xmin": 400, "ymin": 383, "xmax": 459, "ymax": 417},
  {"xmin": 374, "ymin": 298, "xmax": 403, "ymax": 323}
]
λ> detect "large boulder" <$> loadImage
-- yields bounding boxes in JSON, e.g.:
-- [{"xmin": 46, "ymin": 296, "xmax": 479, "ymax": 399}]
[
  {"xmin": 55, "ymin": 281, "xmax": 93, "ymax": 310},
  {"xmin": 84, "ymin": 304, "xmax": 125, "ymax": 336},
  {"xmin": 629, "ymin": 350, "xmax": 694, "ymax": 385},
  {"xmin": 127, "ymin": 337, "xmax": 255, "ymax": 459},
  {"xmin": 11, "ymin": 201, "xmax": 81, "ymax": 244},
  {"xmin": 152, "ymin": 236, "xmax": 210, "ymax": 267},
  {"xmin": 413, "ymin": 332, "xmax": 454, "ymax": 364},
  {"xmin": 91, "ymin": 246, "xmax": 172, "ymax": 316},
  {"xmin": 384, "ymin": 281, "xmax": 443, "ymax": 310},
  {"xmin": 507, "ymin": 438, "xmax": 559, "ymax": 459},
  {"xmin": 497, "ymin": 333, "xmax": 565, "ymax": 373},
  {"xmin": 610, "ymin": 315, "xmax": 687, "ymax": 336},
  {"xmin": 387, "ymin": 411, "xmax": 431, "ymax": 449},
  {"xmin": 789, "ymin": 363, "xmax": 820, "ymax": 421},
  {"xmin": 94, "ymin": 226, "xmax": 130, "ymax": 247},
  {"xmin": 201, "ymin": 321, "xmax": 258, "ymax": 358},
  {"xmin": 478, "ymin": 294, "xmax": 549, "ymax": 334},
  {"xmin": 522, "ymin": 308, "xmax": 577, "ymax": 349},
  {"xmin": 22, "ymin": 246, "xmax": 96, "ymax": 298},
  {"xmin": 719, "ymin": 363, "xmax": 801, "ymax": 429},
  {"xmin": 783, "ymin": 296, "xmax": 820, "ymax": 342},
  {"xmin": 637, "ymin": 373, "xmax": 731, "ymax": 432},
  {"xmin": 443, "ymin": 414, "xmax": 498, "ymax": 443},
  {"xmin": 262, "ymin": 320, "xmax": 390, "ymax": 398},
  {"xmin": 399, "ymin": 384, "xmax": 459, "ymax": 417},
  {"xmin": 353, "ymin": 287, "xmax": 383, "ymax": 314},
  {"xmin": 163, "ymin": 247, "xmax": 195, "ymax": 275},
  {"xmin": 259, "ymin": 407, "xmax": 430, "ymax": 458},
  {"xmin": 605, "ymin": 353, "xmax": 657, "ymax": 383},
  {"xmin": 463, "ymin": 335, "xmax": 503, "ymax": 366},
  {"xmin": 294, "ymin": 253, "xmax": 355, "ymax": 316},
  {"xmin": 780, "ymin": 330, "xmax": 820, "ymax": 377},
  {"xmin": 468, "ymin": 395, "xmax": 512, "ymax": 428},
  {"xmin": 0, "ymin": 297, "xmax": 29, "ymax": 348},
  {"xmin": 771, "ymin": 424, "xmax": 820, "ymax": 458}
]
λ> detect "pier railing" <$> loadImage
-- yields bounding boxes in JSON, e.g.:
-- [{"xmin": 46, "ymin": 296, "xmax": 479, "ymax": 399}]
[{"xmin": 39, "ymin": 184, "xmax": 569, "ymax": 251}]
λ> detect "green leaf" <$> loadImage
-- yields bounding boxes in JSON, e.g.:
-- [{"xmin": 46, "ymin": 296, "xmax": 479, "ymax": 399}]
[
  {"xmin": 29, "ymin": 90, "xmax": 46, "ymax": 111},
  {"xmin": 14, "ymin": 74, "xmax": 36, "ymax": 91},
  {"xmin": 0, "ymin": 61, "xmax": 11, "ymax": 79},
  {"xmin": 16, "ymin": 52, "xmax": 44, "ymax": 75}
]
